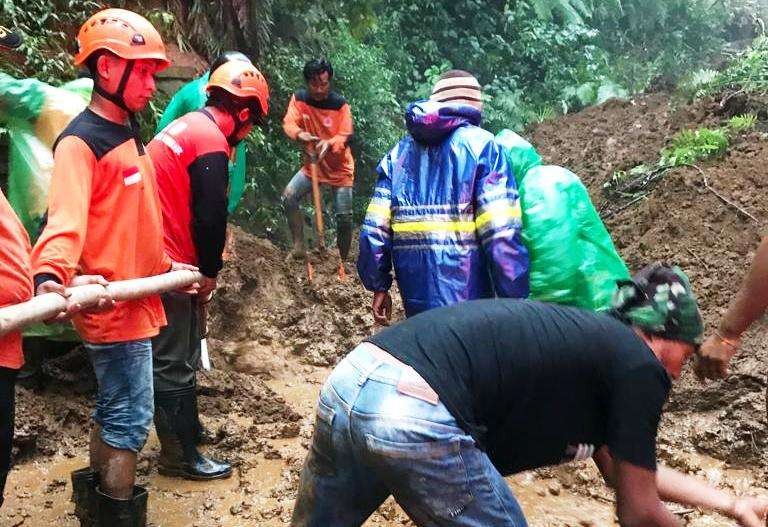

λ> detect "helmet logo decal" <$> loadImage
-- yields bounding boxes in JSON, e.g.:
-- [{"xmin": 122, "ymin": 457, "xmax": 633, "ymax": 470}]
[{"xmin": 131, "ymin": 34, "xmax": 145, "ymax": 46}]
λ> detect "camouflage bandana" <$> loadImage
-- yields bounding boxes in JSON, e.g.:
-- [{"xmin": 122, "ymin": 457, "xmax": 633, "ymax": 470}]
[{"xmin": 612, "ymin": 263, "xmax": 704, "ymax": 346}]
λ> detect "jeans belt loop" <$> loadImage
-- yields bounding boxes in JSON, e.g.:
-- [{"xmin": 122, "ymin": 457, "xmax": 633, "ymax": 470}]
[{"xmin": 357, "ymin": 359, "xmax": 383, "ymax": 387}]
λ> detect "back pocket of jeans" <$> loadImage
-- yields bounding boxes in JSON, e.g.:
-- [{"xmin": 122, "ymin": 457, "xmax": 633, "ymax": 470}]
[
  {"xmin": 365, "ymin": 434, "xmax": 473, "ymax": 520},
  {"xmin": 308, "ymin": 399, "xmax": 336, "ymax": 475}
]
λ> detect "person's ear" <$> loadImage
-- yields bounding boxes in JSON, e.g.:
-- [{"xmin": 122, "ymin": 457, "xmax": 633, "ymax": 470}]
[
  {"xmin": 237, "ymin": 107, "xmax": 250, "ymax": 124},
  {"xmin": 95, "ymin": 54, "xmax": 111, "ymax": 81}
]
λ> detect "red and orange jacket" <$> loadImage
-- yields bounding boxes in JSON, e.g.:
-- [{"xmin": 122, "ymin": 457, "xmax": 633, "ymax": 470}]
[
  {"xmin": 31, "ymin": 109, "xmax": 171, "ymax": 344},
  {"xmin": 0, "ymin": 191, "xmax": 32, "ymax": 369},
  {"xmin": 149, "ymin": 110, "xmax": 230, "ymax": 278},
  {"xmin": 282, "ymin": 89, "xmax": 354, "ymax": 187}
]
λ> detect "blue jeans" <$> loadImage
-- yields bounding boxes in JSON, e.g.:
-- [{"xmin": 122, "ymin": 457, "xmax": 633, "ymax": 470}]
[
  {"xmin": 85, "ymin": 339, "xmax": 154, "ymax": 452},
  {"xmin": 291, "ymin": 344, "xmax": 528, "ymax": 527}
]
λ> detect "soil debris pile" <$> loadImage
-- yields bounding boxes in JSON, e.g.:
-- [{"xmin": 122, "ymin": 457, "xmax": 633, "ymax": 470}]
[{"xmin": 210, "ymin": 228, "xmax": 403, "ymax": 367}]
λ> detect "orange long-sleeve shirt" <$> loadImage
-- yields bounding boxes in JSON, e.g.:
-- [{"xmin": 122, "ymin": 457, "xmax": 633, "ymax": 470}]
[
  {"xmin": 31, "ymin": 109, "xmax": 171, "ymax": 344},
  {"xmin": 0, "ymin": 191, "xmax": 32, "ymax": 369},
  {"xmin": 282, "ymin": 89, "xmax": 354, "ymax": 187}
]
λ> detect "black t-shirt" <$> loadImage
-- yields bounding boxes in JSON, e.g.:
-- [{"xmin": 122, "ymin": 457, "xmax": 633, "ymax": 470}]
[{"xmin": 366, "ymin": 299, "xmax": 671, "ymax": 474}]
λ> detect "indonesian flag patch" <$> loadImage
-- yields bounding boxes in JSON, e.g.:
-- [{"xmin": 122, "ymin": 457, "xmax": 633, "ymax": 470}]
[{"xmin": 123, "ymin": 166, "xmax": 142, "ymax": 186}]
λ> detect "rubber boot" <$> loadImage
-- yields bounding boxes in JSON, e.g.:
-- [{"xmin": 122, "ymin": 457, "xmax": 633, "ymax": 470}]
[
  {"xmin": 96, "ymin": 485, "xmax": 147, "ymax": 527},
  {"xmin": 71, "ymin": 467, "xmax": 99, "ymax": 526},
  {"xmin": 284, "ymin": 202, "xmax": 306, "ymax": 259},
  {"xmin": 191, "ymin": 390, "xmax": 214, "ymax": 446},
  {"xmin": 336, "ymin": 214, "xmax": 353, "ymax": 262},
  {"xmin": 154, "ymin": 387, "xmax": 232, "ymax": 480}
]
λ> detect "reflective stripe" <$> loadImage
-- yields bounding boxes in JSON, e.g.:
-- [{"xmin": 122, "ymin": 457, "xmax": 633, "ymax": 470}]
[
  {"xmin": 393, "ymin": 220, "xmax": 476, "ymax": 233},
  {"xmin": 159, "ymin": 133, "xmax": 183, "ymax": 156},
  {"xmin": 475, "ymin": 203, "xmax": 522, "ymax": 229},
  {"xmin": 361, "ymin": 224, "xmax": 391, "ymax": 238},
  {"xmin": 366, "ymin": 203, "xmax": 391, "ymax": 219},
  {"xmin": 393, "ymin": 202, "xmax": 470, "ymax": 212}
]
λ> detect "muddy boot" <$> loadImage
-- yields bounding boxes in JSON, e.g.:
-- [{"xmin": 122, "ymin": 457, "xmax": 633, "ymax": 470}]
[
  {"xmin": 336, "ymin": 213, "xmax": 353, "ymax": 262},
  {"xmin": 154, "ymin": 387, "xmax": 232, "ymax": 480},
  {"xmin": 284, "ymin": 203, "xmax": 306, "ymax": 260},
  {"xmin": 71, "ymin": 467, "xmax": 99, "ymax": 526},
  {"xmin": 96, "ymin": 485, "xmax": 147, "ymax": 527}
]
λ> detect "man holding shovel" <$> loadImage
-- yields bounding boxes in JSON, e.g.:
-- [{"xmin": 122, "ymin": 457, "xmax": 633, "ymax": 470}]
[
  {"xmin": 282, "ymin": 58, "xmax": 355, "ymax": 271},
  {"xmin": 148, "ymin": 60, "xmax": 270, "ymax": 481}
]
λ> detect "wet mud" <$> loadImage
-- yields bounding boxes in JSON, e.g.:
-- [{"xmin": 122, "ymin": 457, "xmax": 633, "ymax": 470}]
[{"xmin": 4, "ymin": 91, "xmax": 768, "ymax": 525}]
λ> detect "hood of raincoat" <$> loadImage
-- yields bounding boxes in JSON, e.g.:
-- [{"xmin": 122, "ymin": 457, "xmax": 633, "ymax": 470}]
[
  {"xmin": 405, "ymin": 99, "xmax": 482, "ymax": 146},
  {"xmin": 495, "ymin": 129, "xmax": 542, "ymax": 186}
]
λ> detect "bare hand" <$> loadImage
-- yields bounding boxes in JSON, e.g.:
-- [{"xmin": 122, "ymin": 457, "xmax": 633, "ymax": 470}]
[
  {"xmin": 695, "ymin": 332, "xmax": 740, "ymax": 381},
  {"xmin": 372, "ymin": 291, "xmax": 392, "ymax": 325},
  {"xmin": 731, "ymin": 496, "xmax": 768, "ymax": 527},
  {"xmin": 36, "ymin": 279, "xmax": 70, "ymax": 298},
  {"xmin": 198, "ymin": 276, "xmax": 217, "ymax": 299},
  {"xmin": 170, "ymin": 261, "xmax": 200, "ymax": 294},
  {"xmin": 316, "ymin": 139, "xmax": 330, "ymax": 161},
  {"xmin": 297, "ymin": 131, "xmax": 319, "ymax": 143},
  {"xmin": 67, "ymin": 274, "xmax": 114, "ymax": 316}
]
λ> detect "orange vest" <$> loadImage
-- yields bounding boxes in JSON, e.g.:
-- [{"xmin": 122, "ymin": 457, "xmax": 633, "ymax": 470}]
[
  {"xmin": 282, "ymin": 90, "xmax": 354, "ymax": 187},
  {"xmin": 32, "ymin": 109, "xmax": 170, "ymax": 343},
  {"xmin": 0, "ymin": 191, "xmax": 32, "ymax": 369}
]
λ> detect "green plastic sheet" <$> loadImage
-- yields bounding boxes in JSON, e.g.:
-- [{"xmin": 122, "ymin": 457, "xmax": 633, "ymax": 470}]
[{"xmin": 496, "ymin": 129, "xmax": 630, "ymax": 310}]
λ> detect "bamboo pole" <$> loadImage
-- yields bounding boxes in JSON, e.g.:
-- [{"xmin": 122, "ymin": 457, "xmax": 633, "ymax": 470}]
[{"xmin": 0, "ymin": 270, "xmax": 203, "ymax": 338}]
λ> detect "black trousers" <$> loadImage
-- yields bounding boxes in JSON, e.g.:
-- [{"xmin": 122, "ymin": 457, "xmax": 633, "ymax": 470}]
[
  {"xmin": 151, "ymin": 293, "xmax": 201, "ymax": 393},
  {"xmin": 0, "ymin": 367, "xmax": 18, "ymax": 507}
]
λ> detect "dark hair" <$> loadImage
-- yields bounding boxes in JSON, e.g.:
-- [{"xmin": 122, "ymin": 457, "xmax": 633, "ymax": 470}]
[
  {"xmin": 85, "ymin": 49, "xmax": 111, "ymax": 79},
  {"xmin": 303, "ymin": 58, "xmax": 333, "ymax": 82},
  {"xmin": 208, "ymin": 50, "xmax": 251, "ymax": 76},
  {"xmin": 205, "ymin": 87, "xmax": 264, "ymax": 125}
]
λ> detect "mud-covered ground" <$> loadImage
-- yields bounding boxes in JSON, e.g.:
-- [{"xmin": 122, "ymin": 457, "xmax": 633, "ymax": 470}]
[{"xmin": 3, "ymin": 90, "xmax": 768, "ymax": 526}]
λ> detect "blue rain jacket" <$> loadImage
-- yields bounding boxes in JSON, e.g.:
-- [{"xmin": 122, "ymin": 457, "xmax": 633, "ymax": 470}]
[{"xmin": 358, "ymin": 100, "xmax": 529, "ymax": 317}]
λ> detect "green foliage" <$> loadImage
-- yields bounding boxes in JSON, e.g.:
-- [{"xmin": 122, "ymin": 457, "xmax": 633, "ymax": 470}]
[
  {"xmin": 0, "ymin": 0, "xmax": 101, "ymax": 83},
  {"xmin": 677, "ymin": 36, "xmax": 768, "ymax": 100},
  {"xmin": 232, "ymin": 20, "xmax": 400, "ymax": 239},
  {"xmin": 660, "ymin": 127, "xmax": 729, "ymax": 166},
  {"xmin": 0, "ymin": 0, "xmax": 761, "ymax": 239},
  {"xmin": 728, "ymin": 113, "xmax": 758, "ymax": 132}
]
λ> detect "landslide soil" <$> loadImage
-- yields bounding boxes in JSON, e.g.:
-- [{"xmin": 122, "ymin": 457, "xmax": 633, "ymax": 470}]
[{"xmin": 3, "ymin": 91, "xmax": 768, "ymax": 526}]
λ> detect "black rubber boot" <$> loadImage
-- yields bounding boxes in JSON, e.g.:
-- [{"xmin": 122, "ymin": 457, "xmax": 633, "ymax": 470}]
[
  {"xmin": 336, "ymin": 214, "xmax": 353, "ymax": 261},
  {"xmin": 191, "ymin": 389, "xmax": 214, "ymax": 446},
  {"xmin": 154, "ymin": 388, "xmax": 232, "ymax": 480},
  {"xmin": 71, "ymin": 467, "xmax": 99, "ymax": 526},
  {"xmin": 96, "ymin": 485, "xmax": 147, "ymax": 527}
]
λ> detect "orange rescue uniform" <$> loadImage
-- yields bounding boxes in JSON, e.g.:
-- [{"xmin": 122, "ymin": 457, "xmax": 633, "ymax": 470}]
[
  {"xmin": 282, "ymin": 89, "xmax": 354, "ymax": 187},
  {"xmin": 31, "ymin": 109, "xmax": 171, "ymax": 344},
  {"xmin": 0, "ymin": 191, "xmax": 32, "ymax": 369}
]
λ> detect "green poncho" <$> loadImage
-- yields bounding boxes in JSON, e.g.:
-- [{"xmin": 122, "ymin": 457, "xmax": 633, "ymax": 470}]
[
  {"xmin": 0, "ymin": 73, "xmax": 91, "ymax": 341},
  {"xmin": 496, "ymin": 129, "xmax": 630, "ymax": 310}
]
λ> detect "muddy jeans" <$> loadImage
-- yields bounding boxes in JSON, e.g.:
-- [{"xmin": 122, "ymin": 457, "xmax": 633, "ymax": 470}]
[
  {"xmin": 282, "ymin": 170, "xmax": 353, "ymax": 218},
  {"xmin": 291, "ymin": 344, "xmax": 528, "ymax": 527}
]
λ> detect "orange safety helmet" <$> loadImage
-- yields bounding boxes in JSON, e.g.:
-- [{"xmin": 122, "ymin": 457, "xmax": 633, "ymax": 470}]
[
  {"xmin": 206, "ymin": 61, "xmax": 270, "ymax": 117},
  {"xmin": 74, "ymin": 8, "xmax": 170, "ymax": 70}
]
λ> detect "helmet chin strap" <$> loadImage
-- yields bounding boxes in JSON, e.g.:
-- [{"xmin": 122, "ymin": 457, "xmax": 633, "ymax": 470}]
[{"xmin": 93, "ymin": 60, "xmax": 146, "ymax": 155}]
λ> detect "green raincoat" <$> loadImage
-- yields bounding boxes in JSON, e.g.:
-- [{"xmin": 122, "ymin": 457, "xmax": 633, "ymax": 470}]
[
  {"xmin": 496, "ymin": 129, "xmax": 629, "ymax": 310},
  {"xmin": 0, "ymin": 73, "xmax": 91, "ymax": 340}
]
